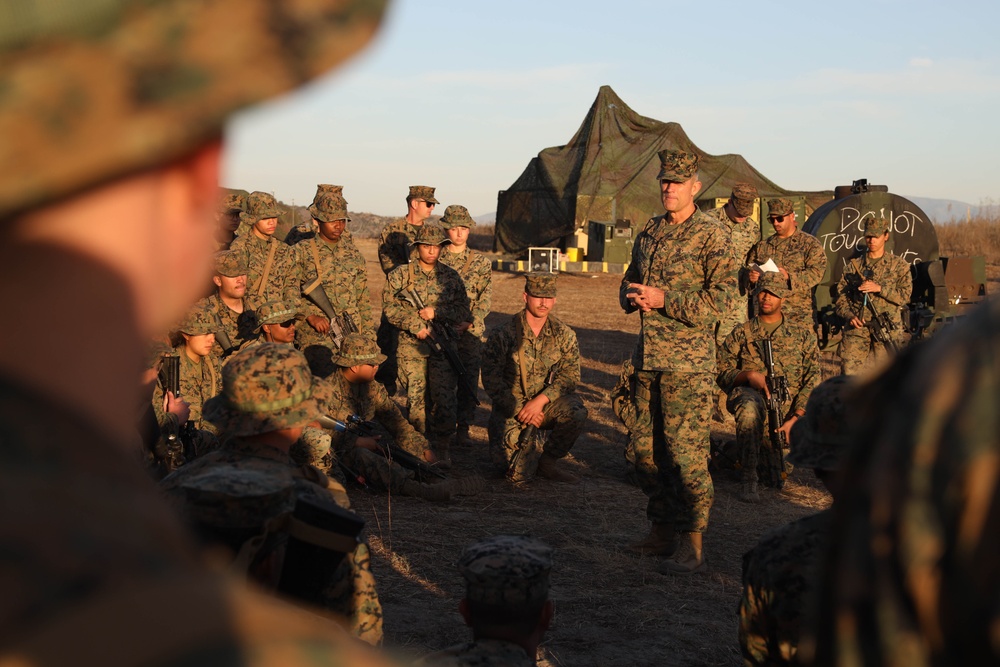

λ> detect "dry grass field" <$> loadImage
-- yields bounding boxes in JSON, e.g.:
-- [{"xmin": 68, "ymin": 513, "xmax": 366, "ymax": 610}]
[{"xmin": 348, "ymin": 238, "xmax": 830, "ymax": 666}]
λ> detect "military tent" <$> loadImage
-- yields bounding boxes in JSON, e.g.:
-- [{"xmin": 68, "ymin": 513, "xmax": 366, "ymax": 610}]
[{"xmin": 494, "ymin": 85, "xmax": 831, "ymax": 256}]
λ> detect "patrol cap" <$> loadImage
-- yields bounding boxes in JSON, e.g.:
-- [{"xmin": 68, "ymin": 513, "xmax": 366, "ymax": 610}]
[
  {"xmin": 333, "ymin": 333, "xmax": 387, "ymax": 368},
  {"xmin": 440, "ymin": 205, "xmax": 477, "ymax": 229},
  {"xmin": 788, "ymin": 376, "xmax": 856, "ymax": 471},
  {"xmin": 254, "ymin": 301, "xmax": 304, "ymax": 333},
  {"xmin": 767, "ymin": 198, "xmax": 794, "ymax": 218},
  {"xmin": 525, "ymin": 273, "xmax": 557, "ymax": 298},
  {"xmin": 412, "ymin": 224, "xmax": 448, "ymax": 246},
  {"xmin": 0, "ymin": 0, "xmax": 388, "ymax": 219},
  {"xmin": 730, "ymin": 183, "xmax": 758, "ymax": 218},
  {"xmin": 240, "ymin": 192, "xmax": 280, "ymax": 227},
  {"xmin": 312, "ymin": 184, "xmax": 344, "ymax": 206},
  {"xmin": 408, "ymin": 185, "xmax": 439, "ymax": 205},
  {"xmin": 458, "ymin": 535, "xmax": 553, "ymax": 606},
  {"xmin": 178, "ymin": 304, "xmax": 219, "ymax": 336},
  {"xmin": 309, "ymin": 193, "xmax": 350, "ymax": 224},
  {"xmin": 756, "ymin": 272, "xmax": 789, "ymax": 299},
  {"xmin": 214, "ymin": 250, "xmax": 247, "ymax": 278},
  {"xmin": 863, "ymin": 216, "xmax": 890, "ymax": 237},
  {"xmin": 178, "ymin": 464, "xmax": 296, "ymax": 531},
  {"xmin": 657, "ymin": 149, "xmax": 699, "ymax": 182},
  {"xmin": 203, "ymin": 343, "xmax": 319, "ymax": 437}
]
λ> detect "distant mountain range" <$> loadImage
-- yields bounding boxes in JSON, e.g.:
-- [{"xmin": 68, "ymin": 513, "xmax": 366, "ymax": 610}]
[
  {"xmin": 905, "ymin": 197, "xmax": 989, "ymax": 224},
  {"xmin": 473, "ymin": 211, "xmax": 496, "ymax": 225}
]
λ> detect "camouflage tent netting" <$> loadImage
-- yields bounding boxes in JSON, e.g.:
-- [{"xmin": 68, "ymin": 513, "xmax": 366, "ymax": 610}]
[{"xmin": 494, "ymin": 85, "xmax": 831, "ymax": 256}]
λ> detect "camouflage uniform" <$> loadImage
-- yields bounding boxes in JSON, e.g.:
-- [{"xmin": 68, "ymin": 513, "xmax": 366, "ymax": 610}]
[
  {"xmin": 481, "ymin": 285, "xmax": 587, "ymax": 481},
  {"xmin": 382, "ymin": 226, "xmax": 471, "ymax": 444},
  {"xmin": 808, "ymin": 298, "xmax": 1000, "ymax": 667},
  {"xmin": 377, "ymin": 186, "xmax": 439, "ymax": 275},
  {"xmin": 747, "ymin": 201, "xmax": 826, "ymax": 330},
  {"xmin": 285, "ymin": 184, "xmax": 343, "ymax": 247},
  {"xmin": 152, "ymin": 306, "xmax": 222, "ymax": 460},
  {"xmin": 439, "ymin": 205, "xmax": 494, "ymax": 430},
  {"xmin": 0, "ymin": 0, "xmax": 396, "ymax": 662},
  {"xmin": 740, "ymin": 511, "xmax": 833, "ymax": 666},
  {"xmin": 229, "ymin": 192, "xmax": 302, "ymax": 306},
  {"xmin": 200, "ymin": 292, "xmax": 259, "ymax": 359},
  {"xmin": 313, "ymin": 364, "xmax": 432, "ymax": 493},
  {"xmin": 162, "ymin": 343, "xmax": 383, "ymax": 644},
  {"xmin": 416, "ymin": 535, "xmax": 552, "ymax": 667},
  {"xmin": 739, "ymin": 376, "xmax": 854, "ymax": 666},
  {"xmin": 717, "ymin": 279, "xmax": 820, "ymax": 489},
  {"xmin": 704, "ymin": 183, "xmax": 762, "ymax": 347},
  {"xmin": 619, "ymin": 158, "xmax": 737, "ymax": 532},
  {"xmin": 834, "ymin": 219, "xmax": 912, "ymax": 375}
]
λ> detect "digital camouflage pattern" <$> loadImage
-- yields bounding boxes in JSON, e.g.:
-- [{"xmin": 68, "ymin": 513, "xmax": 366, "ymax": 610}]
[
  {"xmin": 202, "ymin": 343, "xmax": 317, "ymax": 438},
  {"xmin": 295, "ymin": 220, "xmax": 376, "ymax": 342},
  {"xmin": 412, "ymin": 223, "xmax": 448, "ymax": 246},
  {"xmin": 383, "ymin": 260, "xmax": 471, "ymax": 439},
  {"xmin": 0, "ymin": 0, "xmax": 389, "ymax": 220},
  {"xmin": 214, "ymin": 249, "xmax": 248, "ymax": 277},
  {"xmin": 620, "ymin": 206, "xmax": 736, "ymax": 531},
  {"xmin": 198, "ymin": 293, "xmax": 258, "ymax": 359},
  {"xmin": 809, "ymin": 297, "xmax": 1000, "ymax": 667},
  {"xmin": 440, "ymin": 243, "xmax": 493, "ymax": 427},
  {"xmin": 253, "ymin": 299, "xmax": 304, "ymax": 332},
  {"xmin": 378, "ymin": 217, "xmax": 423, "ymax": 274},
  {"xmin": 221, "ymin": 191, "xmax": 247, "ymax": 215},
  {"xmin": 747, "ymin": 229, "xmax": 827, "ymax": 326},
  {"xmin": 312, "ymin": 369, "xmax": 431, "ymax": 493},
  {"xmin": 834, "ymin": 249, "xmax": 912, "ymax": 375},
  {"xmin": 482, "ymin": 310, "xmax": 587, "ymax": 477},
  {"xmin": 240, "ymin": 191, "xmax": 280, "ymax": 225},
  {"xmin": 153, "ymin": 348, "xmax": 221, "ymax": 437},
  {"xmin": 160, "ymin": 436, "xmax": 382, "ymax": 645},
  {"xmin": 409, "ymin": 185, "xmax": 440, "ymax": 204},
  {"xmin": 863, "ymin": 216, "xmax": 889, "ymax": 236},
  {"xmin": 229, "ymin": 217, "xmax": 302, "ymax": 305},
  {"xmin": 415, "ymin": 639, "xmax": 536, "ymax": 667},
  {"xmin": 717, "ymin": 317, "xmax": 820, "ymax": 415},
  {"xmin": 524, "ymin": 272, "xmax": 557, "ymax": 298},
  {"xmin": 756, "ymin": 271, "xmax": 791, "ymax": 298},
  {"xmin": 334, "ymin": 333, "xmax": 388, "ymax": 367},
  {"xmin": 619, "ymin": 209, "xmax": 737, "ymax": 373},
  {"xmin": 767, "ymin": 198, "xmax": 794, "ymax": 217},
  {"xmin": 739, "ymin": 511, "xmax": 833, "ymax": 667},
  {"xmin": 458, "ymin": 534, "xmax": 553, "ymax": 605},
  {"xmin": 739, "ymin": 376, "xmax": 853, "ymax": 666},
  {"xmin": 440, "ymin": 204, "xmax": 477, "ymax": 229},
  {"xmin": 0, "ymin": 0, "xmax": 393, "ymax": 661},
  {"xmin": 717, "ymin": 316, "xmax": 820, "ymax": 488},
  {"xmin": 704, "ymin": 205, "xmax": 761, "ymax": 347},
  {"xmin": 731, "ymin": 182, "xmax": 759, "ymax": 218},
  {"xmin": 309, "ymin": 192, "xmax": 350, "ymax": 223},
  {"xmin": 657, "ymin": 149, "xmax": 699, "ymax": 182}
]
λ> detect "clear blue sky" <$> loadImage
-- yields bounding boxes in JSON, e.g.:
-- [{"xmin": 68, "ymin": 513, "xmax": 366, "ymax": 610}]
[{"xmin": 223, "ymin": 0, "xmax": 1000, "ymax": 217}]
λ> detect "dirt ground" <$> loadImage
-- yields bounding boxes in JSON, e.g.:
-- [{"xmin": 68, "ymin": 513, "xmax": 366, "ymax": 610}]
[{"xmin": 351, "ymin": 238, "xmax": 830, "ymax": 667}]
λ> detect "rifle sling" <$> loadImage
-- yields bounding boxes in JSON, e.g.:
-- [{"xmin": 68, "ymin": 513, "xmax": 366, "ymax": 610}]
[
  {"xmin": 303, "ymin": 237, "xmax": 336, "ymax": 296},
  {"xmin": 253, "ymin": 238, "xmax": 279, "ymax": 298}
]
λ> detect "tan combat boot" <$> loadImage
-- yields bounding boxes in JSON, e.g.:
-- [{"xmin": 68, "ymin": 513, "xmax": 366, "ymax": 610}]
[
  {"xmin": 454, "ymin": 424, "xmax": 470, "ymax": 447},
  {"xmin": 400, "ymin": 479, "xmax": 452, "ymax": 502},
  {"xmin": 659, "ymin": 531, "xmax": 705, "ymax": 574},
  {"xmin": 536, "ymin": 453, "xmax": 579, "ymax": 484},
  {"xmin": 627, "ymin": 522, "xmax": 676, "ymax": 557},
  {"xmin": 740, "ymin": 478, "xmax": 760, "ymax": 503}
]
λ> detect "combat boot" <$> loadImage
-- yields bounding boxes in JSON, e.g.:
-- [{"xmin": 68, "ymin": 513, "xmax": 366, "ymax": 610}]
[
  {"xmin": 740, "ymin": 479, "xmax": 760, "ymax": 503},
  {"xmin": 454, "ymin": 424, "xmax": 470, "ymax": 447},
  {"xmin": 400, "ymin": 479, "xmax": 452, "ymax": 502},
  {"xmin": 432, "ymin": 440, "xmax": 452, "ymax": 470},
  {"xmin": 627, "ymin": 522, "xmax": 676, "ymax": 557},
  {"xmin": 536, "ymin": 453, "xmax": 579, "ymax": 484},
  {"xmin": 659, "ymin": 532, "xmax": 705, "ymax": 575}
]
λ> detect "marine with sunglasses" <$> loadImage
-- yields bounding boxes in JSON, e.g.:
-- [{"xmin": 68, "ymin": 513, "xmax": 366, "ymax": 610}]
[{"xmin": 746, "ymin": 198, "xmax": 827, "ymax": 332}]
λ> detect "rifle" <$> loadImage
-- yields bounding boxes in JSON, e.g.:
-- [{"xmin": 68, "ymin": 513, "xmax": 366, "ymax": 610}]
[
  {"xmin": 211, "ymin": 312, "xmax": 239, "ymax": 358},
  {"xmin": 406, "ymin": 288, "xmax": 480, "ymax": 406},
  {"xmin": 505, "ymin": 365, "xmax": 557, "ymax": 481},
  {"xmin": 317, "ymin": 415, "xmax": 447, "ymax": 481},
  {"xmin": 303, "ymin": 283, "xmax": 358, "ymax": 348},
  {"xmin": 758, "ymin": 339, "xmax": 789, "ymax": 490},
  {"xmin": 850, "ymin": 266, "xmax": 899, "ymax": 354},
  {"xmin": 157, "ymin": 354, "xmax": 198, "ymax": 467}
]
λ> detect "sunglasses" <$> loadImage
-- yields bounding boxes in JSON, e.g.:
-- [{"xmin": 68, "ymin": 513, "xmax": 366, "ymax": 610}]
[
  {"xmin": 277, "ymin": 319, "xmax": 297, "ymax": 328},
  {"xmin": 768, "ymin": 215, "xmax": 790, "ymax": 223},
  {"xmin": 419, "ymin": 200, "xmax": 436, "ymax": 207}
]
